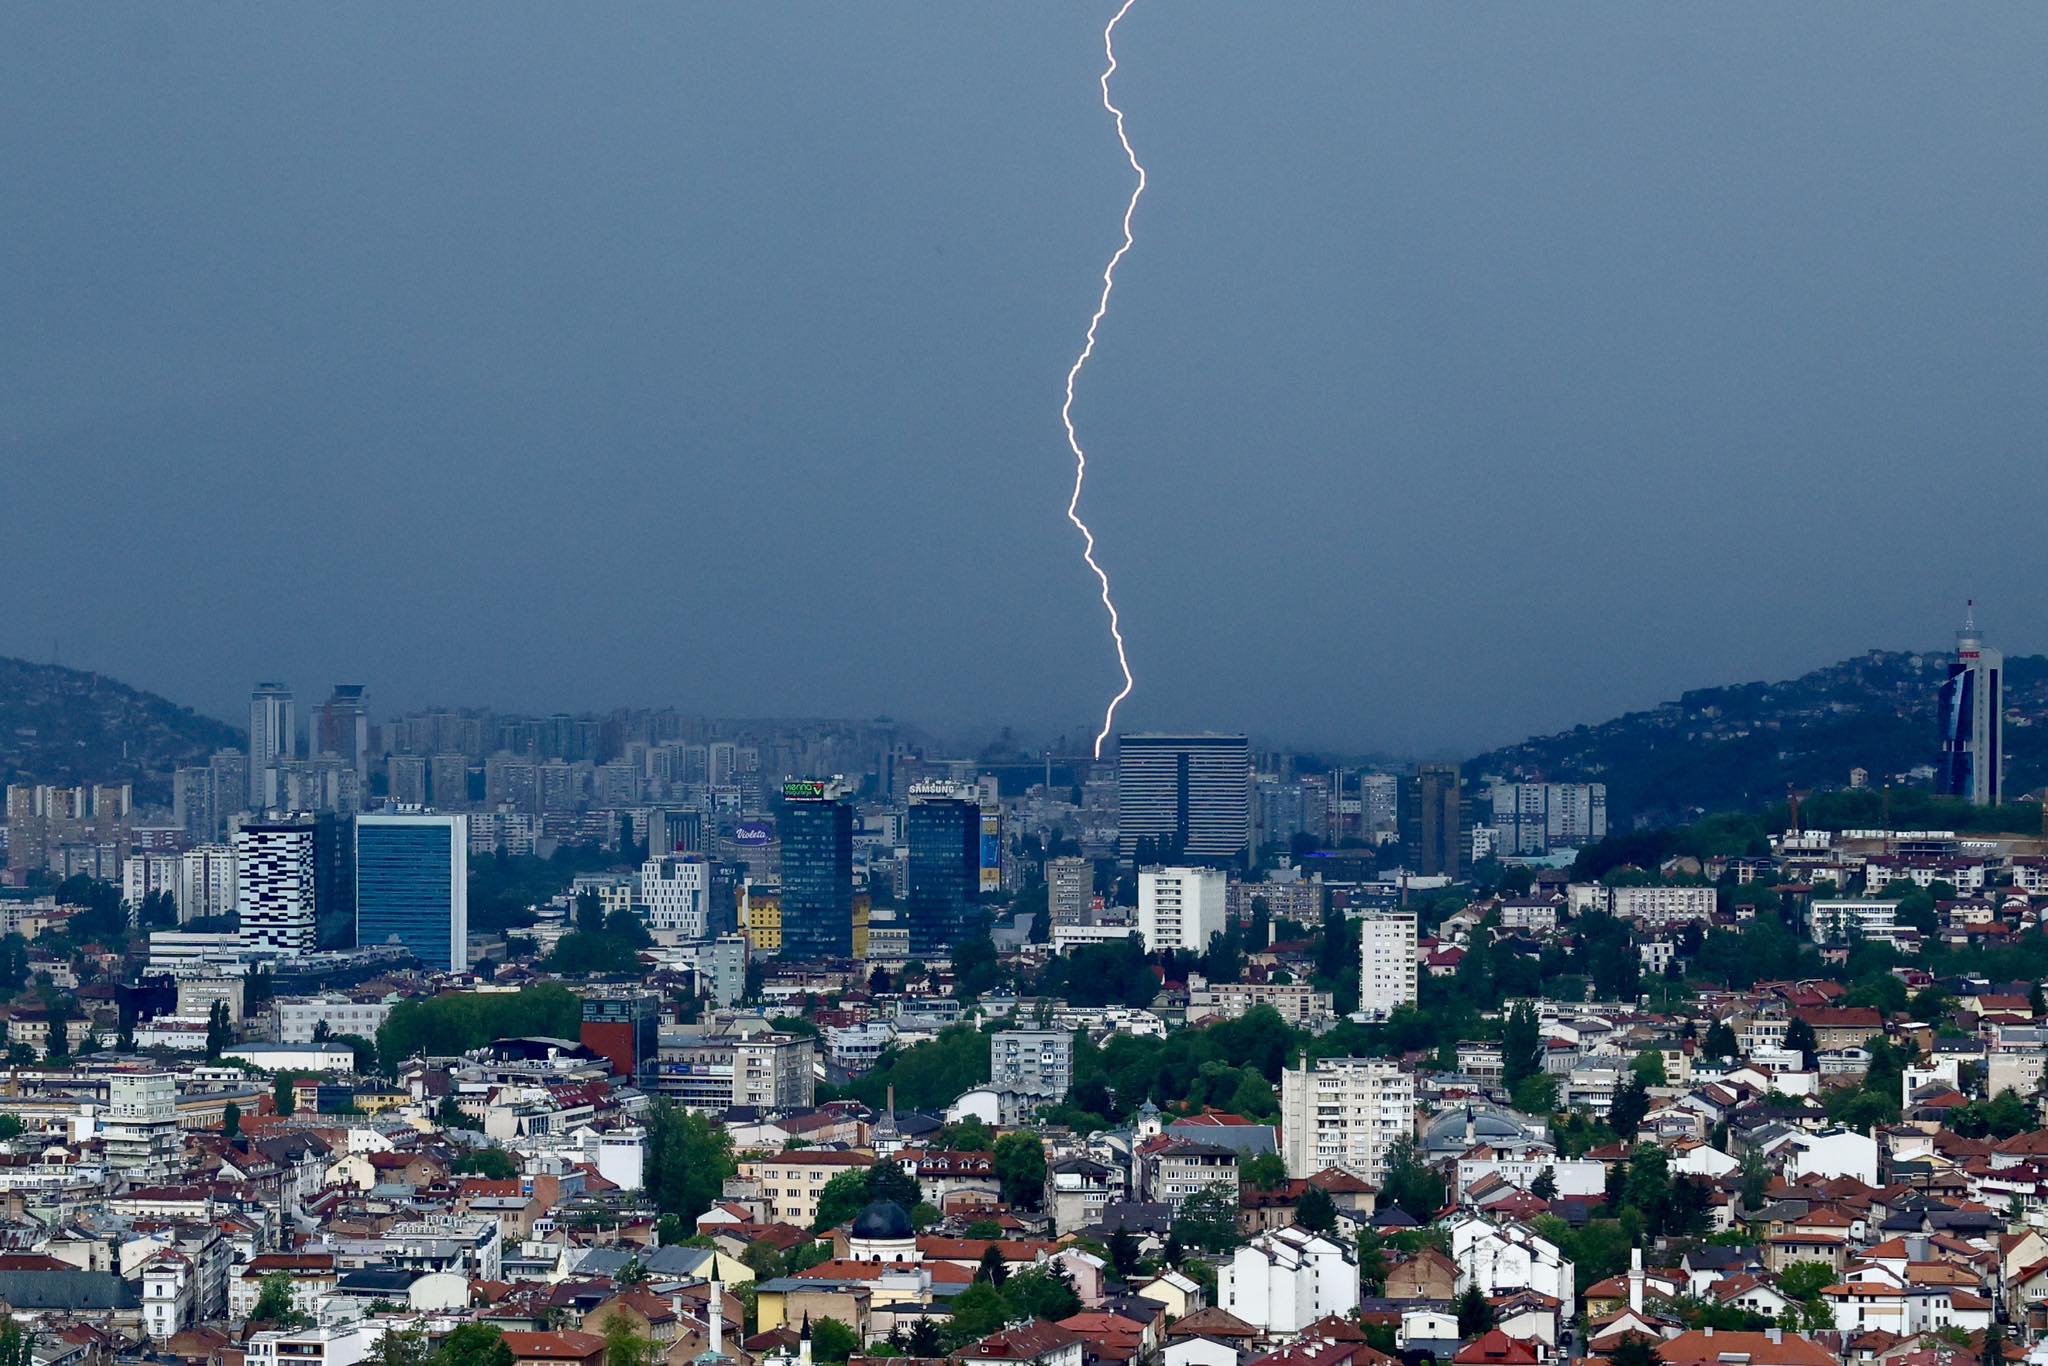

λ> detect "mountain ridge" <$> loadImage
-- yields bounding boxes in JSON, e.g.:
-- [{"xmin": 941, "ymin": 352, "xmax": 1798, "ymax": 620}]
[
  {"xmin": 0, "ymin": 656, "xmax": 244, "ymax": 803},
  {"xmin": 1465, "ymin": 647, "xmax": 2048, "ymax": 826}
]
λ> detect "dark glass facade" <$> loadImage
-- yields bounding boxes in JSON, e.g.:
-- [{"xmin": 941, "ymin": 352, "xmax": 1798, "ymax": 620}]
[
  {"xmin": 356, "ymin": 818, "xmax": 463, "ymax": 971},
  {"xmin": 907, "ymin": 797, "xmax": 981, "ymax": 957},
  {"xmin": 780, "ymin": 797, "xmax": 852, "ymax": 959}
]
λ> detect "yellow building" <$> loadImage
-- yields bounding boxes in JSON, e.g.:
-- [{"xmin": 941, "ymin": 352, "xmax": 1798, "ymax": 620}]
[
  {"xmin": 853, "ymin": 894, "xmax": 870, "ymax": 960},
  {"xmin": 744, "ymin": 888, "xmax": 782, "ymax": 953}
]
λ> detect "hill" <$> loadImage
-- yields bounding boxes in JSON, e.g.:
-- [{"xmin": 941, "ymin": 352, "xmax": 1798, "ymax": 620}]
[
  {"xmin": 1467, "ymin": 648, "xmax": 2048, "ymax": 827},
  {"xmin": 0, "ymin": 657, "xmax": 243, "ymax": 803}
]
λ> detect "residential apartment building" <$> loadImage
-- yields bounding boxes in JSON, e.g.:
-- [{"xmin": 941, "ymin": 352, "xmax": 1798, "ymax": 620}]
[
  {"xmin": 1186, "ymin": 982, "xmax": 1334, "ymax": 1028},
  {"xmin": 1138, "ymin": 867, "xmax": 1226, "ymax": 955},
  {"xmin": 1143, "ymin": 1140, "xmax": 1239, "ymax": 1211},
  {"xmin": 990, "ymin": 1030, "xmax": 1073, "ymax": 1102},
  {"xmin": 738, "ymin": 1150, "xmax": 877, "ymax": 1227},
  {"xmin": 654, "ymin": 1031, "xmax": 816, "ymax": 1111},
  {"xmin": 1279, "ymin": 1056, "xmax": 1414, "ymax": 1182},
  {"xmin": 1358, "ymin": 912, "xmax": 1418, "ymax": 1021},
  {"xmin": 1218, "ymin": 1226, "xmax": 1360, "ymax": 1335}
]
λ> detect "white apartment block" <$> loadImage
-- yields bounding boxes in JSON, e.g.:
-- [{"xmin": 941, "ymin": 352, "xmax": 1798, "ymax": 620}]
[
  {"xmin": 1606, "ymin": 884, "xmax": 1718, "ymax": 926},
  {"xmin": 1138, "ymin": 867, "xmax": 1227, "ymax": 955},
  {"xmin": 1358, "ymin": 911, "xmax": 1418, "ymax": 1020},
  {"xmin": 1279, "ymin": 1056, "xmax": 1414, "ymax": 1181},
  {"xmin": 124, "ymin": 854, "xmax": 181, "ymax": 915},
  {"xmin": 1218, "ymin": 1226, "xmax": 1359, "ymax": 1334},
  {"xmin": 274, "ymin": 994, "xmax": 395, "ymax": 1045},
  {"xmin": 1187, "ymin": 981, "xmax": 1335, "ymax": 1027},
  {"xmin": 1808, "ymin": 899, "xmax": 1903, "ymax": 946},
  {"xmin": 642, "ymin": 855, "xmax": 710, "ymax": 937},
  {"xmin": 234, "ymin": 824, "xmax": 316, "ymax": 955},
  {"xmin": 178, "ymin": 845, "xmax": 237, "ymax": 923}
]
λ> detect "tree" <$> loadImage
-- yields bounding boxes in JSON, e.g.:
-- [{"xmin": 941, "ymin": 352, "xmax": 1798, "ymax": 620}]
[
  {"xmin": 1784, "ymin": 1018, "xmax": 1818, "ymax": 1065},
  {"xmin": 645, "ymin": 1101, "xmax": 738, "ymax": 1224},
  {"xmin": 867, "ymin": 1159, "xmax": 921, "ymax": 1209},
  {"xmin": 437, "ymin": 1096, "xmax": 466, "ymax": 1129},
  {"xmin": 1510, "ymin": 1071, "xmax": 1559, "ymax": 1116},
  {"xmin": 1609, "ymin": 1337, "xmax": 1662, "ymax": 1366},
  {"xmin": 1455, "ymin": 1284, "xmax": 1496, "ymax": 1337},
  {"xmin": 435, "ymin": 1324, "xmax": 514, "ymax": 1366},
  {"xmin": 1702, "ymin": 1020, "xmax": 1739, "ymax": 1060},
  {"xmin": 0, "ymin": 1116, "xmax": 20, "ymax": 1141},
  {"xmin": 251, "ymin": 1271, "xmax": 309, "ymax": 1327},
  {"xmin": 1531, "ymin": 1166, "xmax": 1558, "ymax": 1201},
  {"xmin": 1380, "ymin": 1134, "xmax": 1445, "ymax": 1221},
  {"xmin": 370, "ymin": 1326, "xmax": 431, "ymax": 1366},
  {"xmin": 1609, "ymin": 1075, "xmax": 1651, "ymax": 1139},
  {"xmin": 1777, "ymin": 1260, "xmax": 1836, "ymax": 1305},
  {"xmin": 814, "ymin": 1169, "xmax": 873, "ymax": 1232},
  {"xmin": 1243, "ymin": 1153, "xmax": 1289, "ymax": 1189},
  {"xmin": 223, "ymin": 1102, "xmax": 241, "ymax": 1138},
  {"xmin": 1502, "ymin": 1002, "xmax": 1542, "ymax": 1090},
  {"xmin": 1296, "ymin": 1184, "xmax": 1337, "ymax": 1234},
  {"xmin": 976, "ymin": 1245, "xmax": 1010, "ymax": 1286},
  {"xmin": 1007, "ymin": 1264, "xmax": 1082, "ymax": 1321},
  {"xmin": 1171, "ymin": 1183, "xmax": 1243, "ymax": 1254},
  {"xmin": 205, "ymin": 1001, "xmax": 231, "ymax": 1059},
  {"xmin": 0, "ymin": 1318, "xmax": 36, "ymax": 1366},
  {"xmin": 809, "ymin": 1318, "xmax": 859, "ymax": 1366},
  {"xmin": 1739, "ymin": 1148, "xmax": 1770, "ymax": 1212},
  {"xmin": 600, "ymin": 1310, "xmax": 657, "ymax": 1366},
  {"xmin": 1108, "ymin": 1228, "xmax": 1142, "ymax": 1279},
  {"xmin": 456, "ymin": 1148, "xmax": 519, "ymax": 1180},
  {"xmin": 907, "ymin": 1320, "xmax": 944, "ymax": 1357},
  {"xmin": 1631, "ymin": 1049, "xmax": 1667, "ymax": 1086},
  {"xmin": 1982, "ymin": 1319, "xmax": 2007, "ymax": 1366},
  {"xmin": 993, "ymin": 1132, "xmax": 1047, "ymax": 1211}
]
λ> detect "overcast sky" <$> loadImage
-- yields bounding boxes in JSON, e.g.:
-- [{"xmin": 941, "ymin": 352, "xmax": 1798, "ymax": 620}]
[{"xmin": 5, "ymin": 4, "xmax": 2045, "ymax": 755}]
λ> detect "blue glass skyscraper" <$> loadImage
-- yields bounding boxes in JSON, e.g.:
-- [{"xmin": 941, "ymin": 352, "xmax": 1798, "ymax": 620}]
[{"xmin": 355, "ymin": 813, "xmax": 469, "ymax": 972}]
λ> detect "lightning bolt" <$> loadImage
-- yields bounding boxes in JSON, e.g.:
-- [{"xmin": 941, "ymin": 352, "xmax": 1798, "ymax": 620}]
[{"xmin": 1063, "ymin": 0, "xmax": 1146, "ymax": 761}]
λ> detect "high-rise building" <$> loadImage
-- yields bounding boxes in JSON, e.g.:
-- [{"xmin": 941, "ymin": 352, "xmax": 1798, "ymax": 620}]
[
  {"xmin": 172, "ymin": 767, "xmax": 218, "ymax": 843},
  {"xmin": 1278, "ymin": 1057, "xmax": 1415, "ymax": 1181},
  {"xmin": 1116, "ymin": 733, "xmax": 1253, "ymax": 861},
  {"xmin": 1489, "ymin": 782, "xmax": 1608, "ymax": 855},
  {"xmin": 1047, "ymin": 856, "xmax": 1094, "ymax": 925},
  {"xmin": 178, "ymin": 844, "xmax": 237, "ymax": 924},
  {"xmin": 430, "ymin": 754, "xmax": 471, "ymax": 809},
  {"xmin": 355, "ymin": 813, "xmax": 469, "ymax": 972},
  {"xmin": 642, "ymin": 855, "xmax": 710, "ymax": 938},
  {"xmin": 906, "ymin": 784, "xmax": 982, "ymax": 957},
  {"xmin": 316, "ymin": 685, "xmax": 370, "ymax": 781},
  {"xmin": 248, "ymin": 684, "xmax": 297, "ymax": 805},
  {"xmin": 1138, "ymin": 866, "xmax": 1227, "ymax": 954},
  {"xmin": 1400, "ymin": 764, "xmax": 1463, "ymax": 878},
  {"xmin": 1358, "ymin": 911, "xmax": 1418, "ymax": 1020},
  {"xmin": 235, "ymin": 823, "xmax": 316, "ymax": 954},
  {"xmin": 779, "ymin": 780, "xmax": 853, "ymax": 960},
  {"xmin": 104, "ymin": 1073, "xmax": 182, "ymax": 1176},
  {"xmin": 1360, "ymin": 774, "xmax": 1399, "ymax": 837},
  {"xmin": 1940, "ymin": 603, "xmax": 2004, "ymax": 806},
  {"xmin": 388, "ymin": 755, "xmax": 428, "ymax": 807},
  {"xmin": 123, "ymin": 854, "xmax": 180, "ymax": 919},
  {"xmin": 209, "ymin": 750, "xmax": 249, "ymax": 825}
]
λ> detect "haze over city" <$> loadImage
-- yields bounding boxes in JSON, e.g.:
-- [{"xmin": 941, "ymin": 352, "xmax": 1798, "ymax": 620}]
[{"xmin": 7, "ymin": 4, "xmax": 2047, "ymax": 753}]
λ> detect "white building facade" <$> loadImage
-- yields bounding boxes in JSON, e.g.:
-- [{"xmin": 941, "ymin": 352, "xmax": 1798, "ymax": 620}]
[
  {"xmin": 1358, "ymin": 911, "xmax": 1418, "ymax": 1020},
  {"xmin": 1138, "ymin": 867, "xmax": 1227, "ymax": 955},
  {"xmin": 1279, "ymin": 1056, "xmax": 1414, "ymax": 1181}
]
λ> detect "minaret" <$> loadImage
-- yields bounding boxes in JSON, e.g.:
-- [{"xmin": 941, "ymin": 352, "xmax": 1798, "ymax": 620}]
[
  {"xmin": 708, "ymin": 1280, "xmax": 722, "ymax": 1359},
  {"xmin": 800, "ymin": 1312, "xmax": 813, "ymax": 1366}
]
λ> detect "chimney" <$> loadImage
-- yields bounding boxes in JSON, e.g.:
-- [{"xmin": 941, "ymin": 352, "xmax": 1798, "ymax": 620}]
[
  {"xmin": 709, "ymin": 1280, "xmax": 723, "ymax": 1358},
  {"xmin": 1704, "ymin": 1328, "xmax": 1714, "ymax": 1339},
  {"xmin": 1628, "ymin": 1247, "xmax": 1644, "ymax": 1314},
  {"xmin": 1769, "ymin": 1329, "xmax": 1782, "ymax": 1345}
]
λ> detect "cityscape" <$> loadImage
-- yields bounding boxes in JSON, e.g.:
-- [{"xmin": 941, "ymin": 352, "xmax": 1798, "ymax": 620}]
[
  {"xmin": 5, "ymin": 7, "xmax": 2048, "ymax": 1366},
  {"xmin": 0, "ymin": 605, "xmax": 2040, "ymax": 1366}
]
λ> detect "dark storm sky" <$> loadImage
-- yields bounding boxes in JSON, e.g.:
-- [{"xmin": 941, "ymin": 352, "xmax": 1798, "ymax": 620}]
[{"xmin": 6, "ymin": 4, "xmax": 2046, "ymax": 755}]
